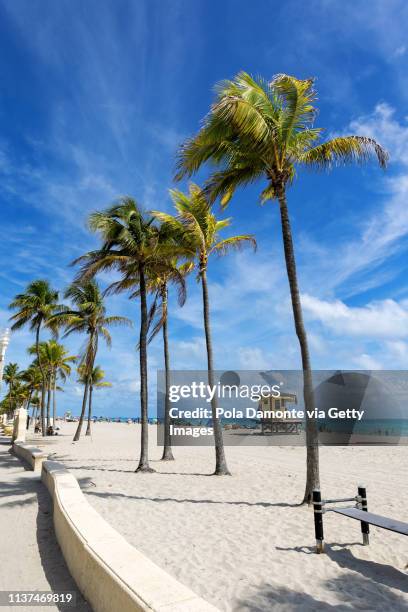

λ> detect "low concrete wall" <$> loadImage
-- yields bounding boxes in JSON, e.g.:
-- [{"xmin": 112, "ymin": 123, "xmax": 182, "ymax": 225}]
[
  {"xmin": 42, "ymin": 461, "xmax": 219, "ymax": 612},
  {"xmin": 13, "ymin": 442, "xmax": 47, "ymax": 471}
]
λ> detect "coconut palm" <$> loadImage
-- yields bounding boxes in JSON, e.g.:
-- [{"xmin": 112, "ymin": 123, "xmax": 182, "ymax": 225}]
[
  {"xmin": 77, "ymin": 364, "xmax": 112, "ymax": 435},
  {"xmin": 121, "ymin": 222, "xmax": 188, "ymax": 461},
  {"xmin": 9, "ymin": 280, "xmax": 63, "ymax": 436},
  {"xmin": 3, "ymin": 363, "xmax": 21, "ymax": 416},
  {"xmin": 75, "ymin": 197, "xmax": 179, "ymax": 472},
  {"xmin": 29, "ymin": 341, "xmax": 76, "ymax": 428},
  {"xmin": 152, "ymin": 184, "xmax": 256, "ymax": 475},
  {"xmin": 146, "ymin": 256, "xmax": 187, "ymax": 462},
  {"xmin": 20, "ymin": 364, "xmax": 43, "ymax": 424},
  {"xmin": 52, "ymin": 280, "xmax": 130, "ymax": 442},
  {"xmin": 175, "ymin": 73, "xmax": 388, "ymax": 500}
]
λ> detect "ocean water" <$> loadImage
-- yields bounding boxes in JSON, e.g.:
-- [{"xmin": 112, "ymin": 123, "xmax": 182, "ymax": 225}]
[{"xmin": 99, "ymin": 416, "xmax": 408, "ymax": 436}]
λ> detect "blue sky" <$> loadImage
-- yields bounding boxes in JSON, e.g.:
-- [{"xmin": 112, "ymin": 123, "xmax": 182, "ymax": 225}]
[{"xmin": 0, "ymin": 0, "xmax": 407, "ymax": 417}]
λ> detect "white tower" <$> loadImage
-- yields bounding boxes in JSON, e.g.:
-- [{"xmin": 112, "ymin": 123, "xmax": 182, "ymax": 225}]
[{"xmin": 0, "ymin": 328, "xmax": 10, "ymax": 391}]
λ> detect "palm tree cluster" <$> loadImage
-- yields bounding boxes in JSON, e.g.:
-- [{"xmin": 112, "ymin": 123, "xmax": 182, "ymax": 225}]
[
  {"xmin": 2, "ymin": 73, "xmax": 387, "ymax": 501},
  {"xmin": 4, "ymin": 279, "xmax": 121, "ymax": 440}
]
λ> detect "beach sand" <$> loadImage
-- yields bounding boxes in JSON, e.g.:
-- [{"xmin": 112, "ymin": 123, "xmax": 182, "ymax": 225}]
[{"xmin": 32, "ymin": 422, "xmax": 408, "ymax": 611}]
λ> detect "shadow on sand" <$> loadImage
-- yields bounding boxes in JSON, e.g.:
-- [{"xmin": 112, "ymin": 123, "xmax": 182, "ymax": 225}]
[
  {"xmin": 235, "ymin": 572, "xmax": 408, "ymax": 611},
  {"xmin": 85, "ymin": 488, "xmax": 301, "ymax": 509},
  {"xmin": 0, "ymin": 442, "xmax": 90, "ymax": 611}
]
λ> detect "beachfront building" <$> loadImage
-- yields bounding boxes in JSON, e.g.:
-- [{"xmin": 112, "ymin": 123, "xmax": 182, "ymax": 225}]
[{"xmin": 258, "ymin": 391, "xmax": 302, "ymax": 434}]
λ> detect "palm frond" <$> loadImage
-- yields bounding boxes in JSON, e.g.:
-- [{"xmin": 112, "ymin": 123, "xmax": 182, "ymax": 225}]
[{"xmin": 298, "ymin": 135, "xmax": 389, "ymax": 169}]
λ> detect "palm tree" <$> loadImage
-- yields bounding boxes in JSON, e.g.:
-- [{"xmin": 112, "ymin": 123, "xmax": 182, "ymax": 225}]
[
  {"xmin": 3, "ymin": 363, "xmax": 21, "ymax": 416},
  {"xmin": 152, "ymin": 184, "xmax": 256, "ymax": 475},
  {"xmin": 9, "ymin": 280, "xmax": 62, "ymax": 436},
  {"xmin": 175, "ymin": 73, "xmax": 388, "ymax": 500},
  {"xmin": 20, "ymin": 364, "xmax": 43, "ymax": 426},
  {"xmin": 53, "ymin": 280, "xmax": 130, "ymax": 441},
  {"xmin": 75, "ymin": 197, "xmax": 178, "ymax": 472},
  {"xmin": 29, "ymin": 341, "xmax": 76, "ymax": 429},
  {"xmin": 77, "ymin": 364, "xmax": 112, "ymax": 435},
  {"xmin": 126, "ymin": 222, "xmax": 188, "ymax": 461}
]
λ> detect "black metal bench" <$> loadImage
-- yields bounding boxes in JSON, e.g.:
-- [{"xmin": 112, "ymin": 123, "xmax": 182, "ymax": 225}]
[{"xmin": 312, "ymin": 486, "xmax": 408, "ymax": 553}]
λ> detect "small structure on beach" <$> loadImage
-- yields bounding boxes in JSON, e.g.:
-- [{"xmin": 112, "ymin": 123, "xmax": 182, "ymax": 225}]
[{"xmin": 258, "ymin": 392, "xmax": 302, "ymax": 434}]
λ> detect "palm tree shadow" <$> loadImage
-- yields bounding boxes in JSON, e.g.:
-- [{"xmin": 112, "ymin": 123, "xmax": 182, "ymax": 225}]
[
  {"xmin": 276, "ymin": 542, "xmax": 408, "ymax": 593},
  {"xmin": 234, "ymin": 573, "xmax": 408, "ymax": 611},
  {"xmin": 85, "ymin": 489, "xmax": 301, "ymax": 508}
]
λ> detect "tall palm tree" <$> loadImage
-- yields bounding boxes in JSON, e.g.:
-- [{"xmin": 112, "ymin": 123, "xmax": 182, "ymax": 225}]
[
  {"xmin": 175, "ymin": 73, "xmax": 388, "ymax": 500},
  {"xmin": 125, "ymin": 222, "xmax": 188, "ymax": 462},
  {"xmin": 77, "ymin": 364, "xmax": 112, "ymax": 435},
  {"xmin": 75, "ymin": 197, "xmax": 178, "ymax": 472},
  {"xmin": 152, "ymin": 184, "xmax": 256, "ymax": 475},
  {"xmin": 53, "ymin": 280, "xmax": 130, "ymax": 442},
  {"xmin": 9, "ymin": 280, "xmax": 62, "ymax": 436},
  {"xmin": 3, "ymin": 363, "xmax": 21, "ymax": 416}
]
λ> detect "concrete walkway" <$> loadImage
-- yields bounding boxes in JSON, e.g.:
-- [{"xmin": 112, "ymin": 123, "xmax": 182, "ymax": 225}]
[{"xmin": 0, "ymin": 436, "xmax": 90, "ymax": 612}]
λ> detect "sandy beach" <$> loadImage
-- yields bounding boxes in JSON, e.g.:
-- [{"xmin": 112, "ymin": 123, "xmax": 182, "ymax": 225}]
[{"xmin": 26, "ymin": 421, "xmax": 408, "ymax": 611}]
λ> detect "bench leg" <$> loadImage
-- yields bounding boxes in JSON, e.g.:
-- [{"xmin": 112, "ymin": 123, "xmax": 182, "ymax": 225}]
[
  {"xmin": 358, "ymin": 485, "xmax": 369, "ymax": 545},
  {"xmin": 313, "ymin": 489, "xmax": 324, "ymax": 553}
]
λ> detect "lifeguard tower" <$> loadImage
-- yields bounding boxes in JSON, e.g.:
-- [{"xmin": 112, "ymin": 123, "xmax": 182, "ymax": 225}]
[{"xmin": 258, "ymin": 391, "xmax": 302, "ymax": 434}]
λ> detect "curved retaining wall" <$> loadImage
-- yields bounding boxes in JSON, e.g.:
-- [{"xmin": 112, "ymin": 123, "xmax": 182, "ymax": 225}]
[
  {"xmin": 42, "ymin": 461, "xmax": 218, "ymax": 612},
  {"xmin": 13, "ymin": 442, "xmax": 47, "ymax": 471}
]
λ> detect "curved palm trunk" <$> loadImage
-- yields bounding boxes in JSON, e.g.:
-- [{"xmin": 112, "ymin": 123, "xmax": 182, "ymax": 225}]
[
  {"xmin": 277, "ymin": 187, "xmax": 320, "ymax": 504},
  {"xmin": 74, "ymin": 332, "xmax": 97, "ymax": 442},
  {"xmin": 201, "ymin": 267, "xmax": 230, "ymax": 476},
  {"xmin": 85, "ymin": 383, "xmax": 93, "ymax": 436},
  {"xmin": 35, "ymin": 324, "xmax": 46, "ymax": 437},
  {"xmin": 136, "ymin": 265, "xmax": 154, "ymax": 472},
  {"xmin": 73, "ymin": 380, "xmax": 89, "ymax": 441},
  {"xmin": 161, "ymin": 285, "xmax": 174, "ymax": 461}
]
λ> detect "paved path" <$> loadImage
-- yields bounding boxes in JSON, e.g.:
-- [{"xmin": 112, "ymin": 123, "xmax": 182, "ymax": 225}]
[{"xmin": 0, "ymin": 436, "xmax": 90, "ymax": 612}]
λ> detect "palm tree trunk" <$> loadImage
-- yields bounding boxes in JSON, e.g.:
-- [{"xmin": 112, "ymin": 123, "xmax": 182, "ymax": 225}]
[
  {"xmin": 200, "ymin": 267, "xmax": 230, "ymax": 476},
  {"xmin": 161, "ymin": 284, "xmax": 174, "ymax": 461},
  {"xmin": 35, "ymin": 324, "xmax": 46, "ymax": 437},
  {"xmin": 52, "ymin": 373, "xmax": 57, "ymax": 427},
  {"xmin": 86, "ymin": 383, "xmax": 93, "ymax": 436},
  {"xmin": 8, "ymin": 382, "xmax": 13, "ymax": 418},
  {"xmin": 26, "ymin": 388, "xmax": 33, "ymax": 429},
  {"xmin": 46, "ymin": 378, "xmax": 51, "ymax": 431},
  {"xmin": 277, "ymin": 186, "xmax": 319, "ymax": 504},
  {"xmin": 136, "ymin": 264, "xmax": 154, "ymax": 472},
  {"xmin": 73, "ymin": 380, "xmax": 89, "ymax": 441}
]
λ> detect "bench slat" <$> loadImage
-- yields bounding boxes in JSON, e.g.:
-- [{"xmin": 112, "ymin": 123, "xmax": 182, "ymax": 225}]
[{"xmin": 334, "ymin": 508, "xmax": 408, "ymax": 535}]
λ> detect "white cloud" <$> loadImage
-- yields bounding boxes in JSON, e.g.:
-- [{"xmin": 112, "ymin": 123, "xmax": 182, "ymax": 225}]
[
  {"xmin": 349, "ymin": 103, "xmax": 408, "ymax": 166},
  {"xmin": 352, "ymin": 353, "xmax": 383, "ymax": 369},
  {"xmin": 238, "ymin": 347, "xmax": 270, "ymax": 370},
  {"xmin": 302, "ymin": 294, "xmax": 408, "ymax": 339}
]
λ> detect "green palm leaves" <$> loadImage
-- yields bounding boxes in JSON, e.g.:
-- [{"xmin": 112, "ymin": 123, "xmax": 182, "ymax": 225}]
[
  {"xmin": 153, "ymin": 184, "xmax": 256, "ymax": 475},
  {"xmin": 174, "ymin": 71, "xmax": 388, "ymax": 500},
  {"xmin": 176, "ymin": 72, "xmax": 388, "ymax": 207},
  {"xmin": 56, "ymin": 280, "xmax": 130, "ymax": 441},
  {"xmin": 153, "ymin": 183, "xmax": 256, "ymax": 271},
  {"xmin": 9, "ymin": 280, "xmax": 63, "ymax": 435}
]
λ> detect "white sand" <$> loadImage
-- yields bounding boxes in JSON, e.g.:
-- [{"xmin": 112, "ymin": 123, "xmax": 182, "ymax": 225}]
[{"xmin": 32, "ymin": 422, "xmax": 408, "ymax": 611}]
